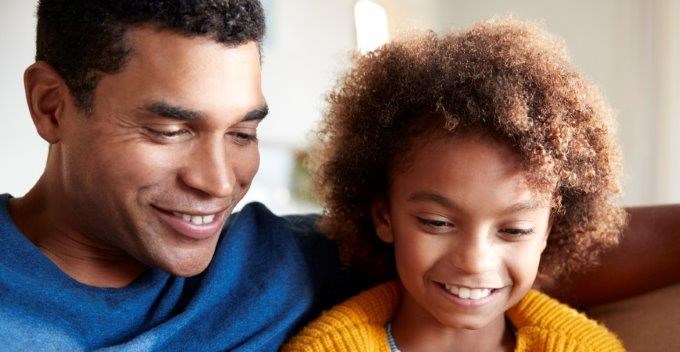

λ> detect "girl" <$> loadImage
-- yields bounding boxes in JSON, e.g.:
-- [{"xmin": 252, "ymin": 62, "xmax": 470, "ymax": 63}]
[{"xmin": 284, "ymin": 18, "xmax": 626, "ymax": 351}]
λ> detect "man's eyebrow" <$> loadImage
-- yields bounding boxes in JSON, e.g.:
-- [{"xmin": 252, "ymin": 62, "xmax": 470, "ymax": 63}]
[
  {"xmin": 142, "ymin": 102, "xmax": 268, "ymax": 123},
  {"xmin": 242, "ymin": 104, "xmax": 269, "ymax": 122},
  {"xmin": 145, "ymin": 102, "xmax": 202, "ymax": 121}
]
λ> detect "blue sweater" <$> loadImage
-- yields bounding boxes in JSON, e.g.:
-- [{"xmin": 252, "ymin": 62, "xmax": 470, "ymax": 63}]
[{"xmin": 0, "ymin": 194, "xmax": 351, "ymax": 351}]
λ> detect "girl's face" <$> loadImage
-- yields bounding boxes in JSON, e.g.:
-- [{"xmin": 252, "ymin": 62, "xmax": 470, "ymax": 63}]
[{"xmin": 373, "ymin": 133, "xmax": 551, "ymax": 331}]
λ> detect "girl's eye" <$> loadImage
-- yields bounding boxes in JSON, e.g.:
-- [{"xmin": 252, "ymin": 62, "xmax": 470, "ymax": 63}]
[
  {"xmin": 416, "ymin": 217, "xmax": 454, "ymax": 233},
  {"xmin": 500, "ymin": 228, "xmax": 535, "ymax": 237}
]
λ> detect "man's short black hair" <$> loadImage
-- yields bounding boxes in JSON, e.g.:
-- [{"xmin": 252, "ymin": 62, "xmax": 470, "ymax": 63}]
[{"xmin": 36, "ymin": 0, "xmax": 266, "ymax": 113}]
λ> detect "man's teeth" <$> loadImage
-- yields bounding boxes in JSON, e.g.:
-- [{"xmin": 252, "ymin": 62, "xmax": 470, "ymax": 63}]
[
  {"xmin": 174, "ymin": 213, "xmax": 216, "ymax": 225},
  {"xmin": 444, "ymin": 284, "xmax": 493, "ymax": 300}
]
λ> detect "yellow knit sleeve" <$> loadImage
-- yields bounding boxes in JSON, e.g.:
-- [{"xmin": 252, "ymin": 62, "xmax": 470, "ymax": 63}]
[
  {"xmin": 508, "ymin": 290, "xmax": 626, "ymax": 352},
  {"xmin": 281, "ymin": 282, "xmax": 399, "ymax": 352}
]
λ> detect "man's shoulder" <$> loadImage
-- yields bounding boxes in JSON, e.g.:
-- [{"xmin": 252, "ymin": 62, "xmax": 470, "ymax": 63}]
[
  {"xmin": 225, "ymin": 202, "xmax": 319, "ymax": 233},
  {"xmin": 224, "ymin": 202, "xmax": 330, "ymax": 256},
  {"xmin": 224, "ymin": 202, "xmax": 371, "ymax": 312}
]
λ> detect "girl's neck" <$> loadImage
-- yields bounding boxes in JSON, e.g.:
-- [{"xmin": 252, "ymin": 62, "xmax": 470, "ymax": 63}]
[{"xmin": 391, "ymin": 290, "xmax": 515, "ymax": 352}]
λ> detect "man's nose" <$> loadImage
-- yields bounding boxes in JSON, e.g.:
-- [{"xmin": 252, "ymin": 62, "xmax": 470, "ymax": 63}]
[{"xmin": 179, "ymin": 136, "xmax": 235, "ymax": 198}]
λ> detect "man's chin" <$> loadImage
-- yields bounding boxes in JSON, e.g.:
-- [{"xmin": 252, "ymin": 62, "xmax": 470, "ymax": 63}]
[
  {"xmin": 161, "ymin": 258, "xmax": 213, "ymax": 277},
  {"xmin": 150, "ymin": 245, "xmax": 217, "ymax": 277}
]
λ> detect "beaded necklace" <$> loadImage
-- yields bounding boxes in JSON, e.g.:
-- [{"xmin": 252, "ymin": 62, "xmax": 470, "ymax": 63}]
[{"xmin": 386, "ymin": 322, "xmax": 401, "ymax": 352}]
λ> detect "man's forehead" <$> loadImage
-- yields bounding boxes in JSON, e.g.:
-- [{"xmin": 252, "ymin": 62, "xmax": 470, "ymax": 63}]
[
  {"xmin": 117, "ymin": 27, "xmax": 262, "ymax": 86},
  {"xmin": 125, "ymin": 26, "xmax": 261, "ymax": 65},
  {"xmin": 92, "ymin": 25, "xmax": 265, "ymax": 121}
]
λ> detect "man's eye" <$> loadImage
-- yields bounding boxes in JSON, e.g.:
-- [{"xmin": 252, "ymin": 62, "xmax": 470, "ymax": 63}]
[
  {"xmin": 501, "ymin": 228, "xmax": 535, "ymax": 237},
  {"xmin": 147, "ymin": 128, "xmax": 189, "ymax": 138},
  {"xmin": 229, "ymin": 132, "xmax": 257, "ymax": 145}
]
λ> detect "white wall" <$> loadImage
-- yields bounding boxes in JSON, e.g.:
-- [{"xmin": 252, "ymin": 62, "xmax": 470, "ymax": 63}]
[
  {"xmin": 259, "ymin": 0, "xmax": 355, "ymax": 148},
  {"xmin": 0, "ymin": 1, "xmax": 45, "ymax": 196},
  {"xmin": 240, "ymin": 0, "xmax": 355, "ymax": 212},
  {"xmin": 652, "ymin": 0, "xmax": 680, "ymax": 204}
]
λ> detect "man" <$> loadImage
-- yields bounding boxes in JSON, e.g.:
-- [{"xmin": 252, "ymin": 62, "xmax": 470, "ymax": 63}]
[
  {"xmin": 0, "ymin": 0, "xmax": 678, "ymax": 350},
  {"xmin": 0, "ymin": 1, "xmax": 344, "ymax": 350}
]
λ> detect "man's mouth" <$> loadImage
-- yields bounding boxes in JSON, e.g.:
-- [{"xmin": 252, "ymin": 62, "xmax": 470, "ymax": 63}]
[
  {"xmin": 152, "ymin": 205, "xmax": 228, "ymax": 240},
  {"xmin": 172, "ymin": 212, "xmax": 218, "ymax": 225}
]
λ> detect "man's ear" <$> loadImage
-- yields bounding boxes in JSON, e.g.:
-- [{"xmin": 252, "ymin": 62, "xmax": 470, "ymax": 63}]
[
  {"xmin": 23, "ymin": 61, "xmax": 69, "ymax": 144},
  {"xmin": 371, "ymin": 199, "xmax": 394, "ymax": 243}
]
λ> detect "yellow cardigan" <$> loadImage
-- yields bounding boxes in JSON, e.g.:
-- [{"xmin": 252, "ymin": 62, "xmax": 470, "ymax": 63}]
[{"xmin": 282, "ymin": 281, "xmax": 625, "ymax": 352}]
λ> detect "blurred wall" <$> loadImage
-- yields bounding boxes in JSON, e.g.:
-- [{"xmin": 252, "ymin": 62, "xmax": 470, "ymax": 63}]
[
  {"xmin": 1, "ymin": 0, "xmax": 678, "ymax": 212},
  {"xmin": 259, "ymin": 0, "xmax": 355, "ymax": 148},
  {"xmin": 0, "ymin": 1, "xmax": 45, "ymax": 197},
  {"xmin": 240, "ymin": 0, "xmax": 355, "ymax": 212}
]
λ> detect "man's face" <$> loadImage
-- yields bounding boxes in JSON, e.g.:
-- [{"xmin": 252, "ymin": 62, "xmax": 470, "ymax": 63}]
[{"xmin": 56, "ymin": 27, "xmax": 266, "ymax": 276}]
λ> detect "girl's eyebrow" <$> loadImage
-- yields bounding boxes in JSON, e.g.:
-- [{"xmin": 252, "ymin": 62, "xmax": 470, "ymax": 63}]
[
  {"xmin": 407, "ymin": 191, "xmax": 458, "ymax": 210},
  {"xmin": 502, "ymin": 200, "xmax": 541, "ymax": 214},
  {"xmin": 407, "ymin": 191, "xmax": 540, "ymax": 214}
]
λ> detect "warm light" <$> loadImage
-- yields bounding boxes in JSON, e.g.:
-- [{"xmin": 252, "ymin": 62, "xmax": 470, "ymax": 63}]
[{"xmin": 354, "ymin": 0, "xmax": 389, "ymax": 54}]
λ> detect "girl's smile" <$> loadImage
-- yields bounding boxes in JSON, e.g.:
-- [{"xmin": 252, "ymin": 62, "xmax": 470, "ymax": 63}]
[{"xmin": 435, "ymin": 281, "xmax": 508, "ymax": 308}]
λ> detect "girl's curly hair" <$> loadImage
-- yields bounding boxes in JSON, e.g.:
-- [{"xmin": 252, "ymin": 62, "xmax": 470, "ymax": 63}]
[{"xmin": 312, "ymin": 17, "xmax": 627, "ymax": 285}]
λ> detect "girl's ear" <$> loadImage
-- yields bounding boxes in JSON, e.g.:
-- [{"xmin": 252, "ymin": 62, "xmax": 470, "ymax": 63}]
[
  {"xmin": 371, "ymin": 200, "xmax": 394, "ymax": 243},
  {"xmin": 541, "ymin": 218, "xmax": 553, "ymax": 252}
]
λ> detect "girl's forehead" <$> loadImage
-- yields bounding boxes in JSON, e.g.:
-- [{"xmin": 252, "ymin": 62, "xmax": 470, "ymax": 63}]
[
  {"xmin": 391, "ymin": 131, "xmax": 555, "ymax": 208},
  {"xmin": 399, "ymin": 128, "xmax": 519, "ymax": 169}
]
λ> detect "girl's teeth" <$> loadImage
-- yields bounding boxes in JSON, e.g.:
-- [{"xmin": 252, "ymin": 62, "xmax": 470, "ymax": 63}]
[
  {"xmin": 445, "ymin": 284, "xmax": 459, "ymax": 294},
  {"xmin": 470, "ymin": 289, "xmax": 483, "ymax": 299},
  {"xmin": 444, "ymin": 284, "xmax": 493, "ymax": 300}
]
